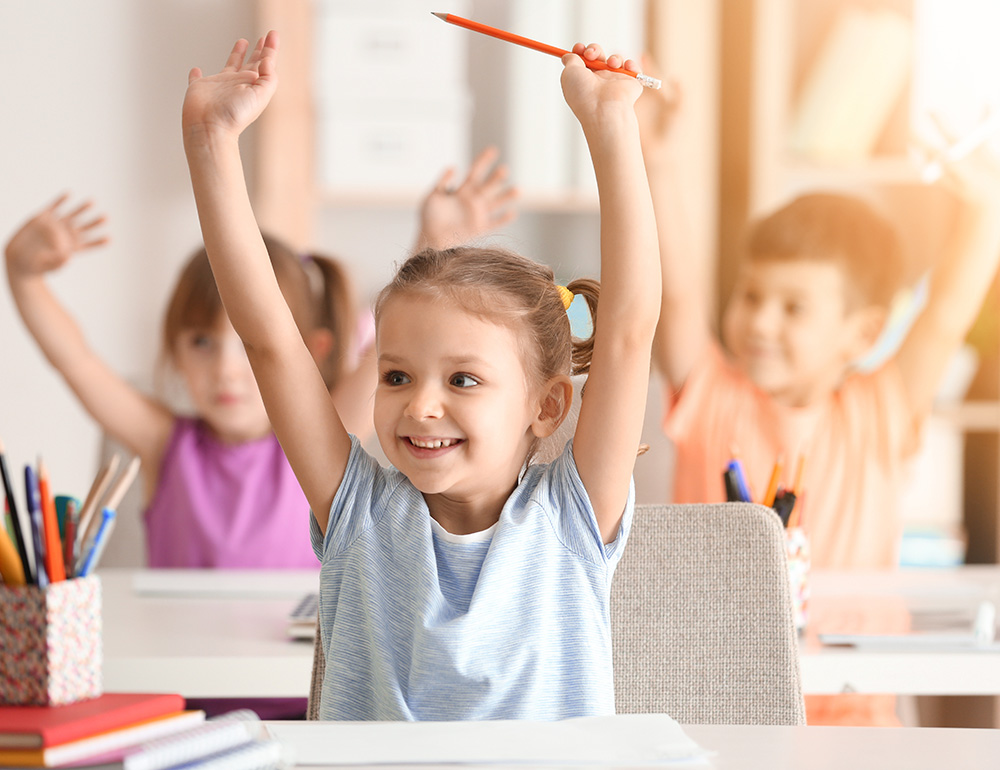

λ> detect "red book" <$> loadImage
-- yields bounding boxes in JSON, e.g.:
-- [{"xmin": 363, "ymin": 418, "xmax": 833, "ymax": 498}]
[{"xmin": 0, "ymin": 693, "xmax": 185, "ymax": 749}]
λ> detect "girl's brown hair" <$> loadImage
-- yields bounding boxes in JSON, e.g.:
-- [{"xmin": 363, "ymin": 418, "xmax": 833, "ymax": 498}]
[
  {"xmin": 162, "ymin": 233, "xmax": 356, "ymax": 389},
  {"xmin": 375, "ymin": 246, "xmax": 600, "ymax": 387}
]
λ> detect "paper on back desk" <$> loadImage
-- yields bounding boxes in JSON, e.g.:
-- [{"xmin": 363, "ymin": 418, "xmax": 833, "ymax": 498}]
[{"xmin": 264, "ymin": 714, "xmax": 709, "ymax": 766}]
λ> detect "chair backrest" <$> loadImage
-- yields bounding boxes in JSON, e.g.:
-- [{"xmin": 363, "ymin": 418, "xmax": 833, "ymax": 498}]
[
  {"xmin": 306, "ymin": 502, "xmax": 805, "ymax": 725},
  {"xmin": 612, "ymin": 502, "xmax": 805, "ymax": 725}
]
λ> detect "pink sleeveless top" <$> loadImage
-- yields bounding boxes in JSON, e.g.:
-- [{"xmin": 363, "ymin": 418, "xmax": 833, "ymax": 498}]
[{"xmin": 143, "ymin": 418, "xmax": 319, "ymax": 568}]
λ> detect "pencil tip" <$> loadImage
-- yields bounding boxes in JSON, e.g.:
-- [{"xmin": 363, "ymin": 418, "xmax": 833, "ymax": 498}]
[{"xmin": 431, "ymin": 12, "xmax": 447, "ymax": 20}]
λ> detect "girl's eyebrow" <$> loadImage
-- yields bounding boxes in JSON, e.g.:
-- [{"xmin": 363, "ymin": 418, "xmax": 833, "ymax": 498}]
[{"xmin": 378, "ymin": 353, "xmax": 494, "ymax": 368}]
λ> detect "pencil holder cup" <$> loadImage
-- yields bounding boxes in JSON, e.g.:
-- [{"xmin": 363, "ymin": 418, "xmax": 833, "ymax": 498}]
[
  {"xmin": 0, "ymin": 575, "xmax": 102, "ymax": 705},
  {"xmin": 785, "ymin": 526, "xmax": 810, "ymax": 633}
]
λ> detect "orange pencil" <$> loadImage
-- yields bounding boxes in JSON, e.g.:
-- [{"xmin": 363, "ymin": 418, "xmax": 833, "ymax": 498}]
[
  {"xmin": 792, "ymin": 453, "xmax": 807, "ymax": 496},
  {"xmin": 432, "ymin": 12, "xmax": 662, "ymax": 89},
  {"xmin": 761, "ymin": 455, "xmax": 783, "ymax": 508},
  {"xmin": 37, "ymin": 458, "xmax": 66, "ymax": 582}
]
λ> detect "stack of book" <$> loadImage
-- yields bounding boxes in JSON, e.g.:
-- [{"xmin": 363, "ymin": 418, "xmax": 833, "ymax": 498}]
[{"xmin": 0, "ymin": 693, "xmax": 285, "ymax": 769}]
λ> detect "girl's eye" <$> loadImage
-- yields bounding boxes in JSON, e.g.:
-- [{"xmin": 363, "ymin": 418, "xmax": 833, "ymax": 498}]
[
  {"xmin": 383, "ymin": 371, "xmax": 410, "ymax": 386},
  {"xmin": 190, "ymin": 334, "xmax": 213, "ymax": 350},
  {"xmin": 450, "ymin": 373, "xmax": 478, "ymax": 389}
]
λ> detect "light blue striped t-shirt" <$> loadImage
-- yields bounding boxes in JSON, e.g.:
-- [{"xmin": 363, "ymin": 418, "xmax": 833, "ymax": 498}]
[{"xmin": 309, "ymin": 436, "xmax": 634, "ymax": 721}]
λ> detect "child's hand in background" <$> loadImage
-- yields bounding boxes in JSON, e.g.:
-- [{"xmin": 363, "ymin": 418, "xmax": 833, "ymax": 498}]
[
  {"xmin": 635, "ymin": 55, "xmax": 681, "ymax": 168},
  {"xmin": 5, "ymin": 194, "xmax": 108, "ymax": 278},
  {"xmin": 415, "ymin": 146, "xmax": 519, "ymax": 252},
  {"xmin": 560, "ymin": 43, "xmax": 643, "ymax": 130},
  {"xmin": 182, "ymin": 31, "xmax": 279, "ymax": 145}
]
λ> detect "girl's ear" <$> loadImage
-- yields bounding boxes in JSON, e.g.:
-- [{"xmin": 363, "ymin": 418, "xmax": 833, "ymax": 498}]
[
  {"xmin": 531, "ymin": 375, "xmax": 573, "ymax": 438},
  {"xmin": 305, "ymin": 327, "xmax": 335, "ymax": 364}
]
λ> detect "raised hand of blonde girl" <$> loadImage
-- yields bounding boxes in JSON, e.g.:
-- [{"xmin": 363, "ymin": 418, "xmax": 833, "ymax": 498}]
[
  {"xmin": 5, "ymin": 194, "xmax": 108, "ymax": 278},
  {"xmin": 560, "ymin": 43, "xmax": 643, "ymax": 129},
  {"xmin": 182, "ymin": 31, "xmax": 279, "ymax": 145}
]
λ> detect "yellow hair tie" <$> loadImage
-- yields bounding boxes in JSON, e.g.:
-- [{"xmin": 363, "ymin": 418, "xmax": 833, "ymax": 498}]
[{"xmin": 556, "ymin": 285, "xmax": 574, "ymax": 310}]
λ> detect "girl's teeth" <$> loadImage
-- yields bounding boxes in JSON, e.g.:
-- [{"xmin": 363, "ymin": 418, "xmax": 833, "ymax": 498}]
[{"xmin": 411, "ymin": 438, "xmax": 456, "ymax": 449}]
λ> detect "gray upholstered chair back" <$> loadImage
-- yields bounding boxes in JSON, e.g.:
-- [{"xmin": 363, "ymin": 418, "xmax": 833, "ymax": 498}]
[
  {"xmin": 306, "ymin": 502, "xmax": 805, "ymax": 725},
  {"xmin": 612, "ymin": 502, "xmax": 805, "ymax": 725}
]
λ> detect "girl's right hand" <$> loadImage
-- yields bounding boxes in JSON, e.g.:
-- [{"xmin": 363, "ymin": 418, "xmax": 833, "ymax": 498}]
[
  {"xmin": 182, "ymin": 31, "xmax": 279, "ymax": 145},
  {"xmin": 4, "ymin": 195, "xmax": 108, "ymax": 278}
]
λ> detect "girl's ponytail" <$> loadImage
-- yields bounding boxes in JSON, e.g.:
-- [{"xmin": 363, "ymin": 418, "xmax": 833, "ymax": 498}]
[
  {"xmin": 303, "ymin": 253, "xmax": 357, "ymax": 390},
  {"xmin": 566, "ymin": 277, "xmax": 600, "ymax": 377}
]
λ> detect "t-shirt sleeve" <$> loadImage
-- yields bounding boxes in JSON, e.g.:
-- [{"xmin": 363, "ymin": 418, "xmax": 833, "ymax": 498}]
[
  {"xmin": 532, "ymin": 441, "xmax": 635, "ymax": 568},
  {"xmin": 310, "ymin": 434, "xmax": 395, "ymax": 561}
]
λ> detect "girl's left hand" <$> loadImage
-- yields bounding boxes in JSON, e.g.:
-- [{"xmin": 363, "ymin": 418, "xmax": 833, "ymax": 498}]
[
  {"xmin": 560, "ymin": 43, "xmax": 643, "ymax": 126},
  {"xmin": 182, "ymin": 31, "xmax": 279, "ymax": 144}
]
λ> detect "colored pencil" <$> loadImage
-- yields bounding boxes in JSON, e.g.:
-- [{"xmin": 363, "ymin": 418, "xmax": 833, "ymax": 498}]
[
  {"xmin": 432, "ymin": 12, "xmax": 662, "ymax": 89},
  {"xmin": 0, "ymin": 521, "xmax": 26, "ymax": 585},
  {"xmin": 77, "ymin": 456, "xmax": 139, "ymax": 572},
  {"xmin": 762, "ymin": 455, "xmax": 783, "ymax": 508},
  {"xmin": 792, "ymin": 453, "xmax": 807, "ymax": 496},
  {"xmin": 37, "ymin": 458, "xmax": 66, "ymax": 582},
  {"xmin": 63, "ymin": 498, "xmax": 78, "ymax": 579},
  {"xmin": 0, "ymin": 437, "xmax": 33, "ymax": 583},
  {"xmin": 24, "ymin": 464, "xmax": 48, "ymax": 587},
  {"xmin": 74, "ymin": 454, "xmax": 120, "ymax": 555}
]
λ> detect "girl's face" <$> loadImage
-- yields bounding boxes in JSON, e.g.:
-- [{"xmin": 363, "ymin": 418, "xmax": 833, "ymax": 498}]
[
  {"xmin": 172, "ymin": 312, "xmax": 271, "ymax": 443},
  {"xmin": 721, "ymin": 259, "xmax": 878, "ymax": 407},
  {"xmin": 374, "ymin": 293, "xmax": 546, "ymax": 520}
]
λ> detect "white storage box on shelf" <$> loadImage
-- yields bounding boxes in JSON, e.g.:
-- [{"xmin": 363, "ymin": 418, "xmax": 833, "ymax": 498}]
[
  {"xmin": 314, "ymin": 3, "xmax": 469, "ymax": 102},
  {"xmin": 317, "ymin": 95, "xmax": 472, "ymax": 194}
]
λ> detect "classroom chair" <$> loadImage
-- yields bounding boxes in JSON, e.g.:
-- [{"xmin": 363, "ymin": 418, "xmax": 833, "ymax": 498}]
[
  {"xmin": 305, "ymin": 502, "xmax": 805, "ymax": 725},
  {"xmin": 612, "ymin": 502, "xmax": 805, "ymax": 725}
]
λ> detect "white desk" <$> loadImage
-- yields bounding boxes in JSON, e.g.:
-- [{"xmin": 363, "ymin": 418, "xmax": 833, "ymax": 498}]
[
  {"xmin": 800, "ymin": 566, "xmax": 1000, "ymax": 695},
  {"xmin": 101, "ymin": 568, "xmax": 317, "ymax": 697},
  {"xmin": 101, "ymin": 566, "xmax": 1000, "ymax": 699},
  {"xmin": 261, "ymin": 721, "xmax": 1000, "ymax": 770}
]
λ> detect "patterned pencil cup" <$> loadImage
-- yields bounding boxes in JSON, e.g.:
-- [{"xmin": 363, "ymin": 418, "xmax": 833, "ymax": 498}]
[
  {"xmin": 0, "ymin": 576, "xmax": 102, "ymax": 705},
  {"xmin": 785, "ymin": 527, "xmax": 810, "ymax": 633}
]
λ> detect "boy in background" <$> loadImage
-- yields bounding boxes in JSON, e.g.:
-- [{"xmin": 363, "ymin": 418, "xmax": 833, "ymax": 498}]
[{"xmin": 639, "ymin": 73, "xmax": 1000, "ymax": 724}]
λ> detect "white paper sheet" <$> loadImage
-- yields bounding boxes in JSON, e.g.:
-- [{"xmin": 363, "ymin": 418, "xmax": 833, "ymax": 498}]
[{"xmin": 264, "ymin": 715, "xmax": 710, "ymax": 766}]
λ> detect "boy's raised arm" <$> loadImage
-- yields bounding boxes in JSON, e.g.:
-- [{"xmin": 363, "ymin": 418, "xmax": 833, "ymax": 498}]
[
  {"xmin": 561, "ymin": 45, "xmax": 661, "ymax": 543},
  {"xmin": 183, "ymin": 32, "xmax": 349, "ymax": 530},
  {"xmin": 894, "ymin": 151, "xmax": 1000, "ymax": 419},
  {"xmin": 636, "ymin": 68, "xmax": 713, "ymax": 391}
]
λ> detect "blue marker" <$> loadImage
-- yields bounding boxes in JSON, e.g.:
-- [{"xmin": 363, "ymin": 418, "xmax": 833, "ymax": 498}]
[
  {"xmin": 24, "ymin": 465, "xmax": 48, "ymax": 587},
  {"xmin": 725, "ymin": 459, "xmax": 753, "ymax": 503},
  {"xmin": 77, "ymin": 508, "xmax": 116, "ymax": 578}
]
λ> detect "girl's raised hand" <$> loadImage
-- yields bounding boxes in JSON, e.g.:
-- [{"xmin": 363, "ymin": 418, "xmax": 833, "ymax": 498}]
[
  {"xmin": 182, "ymin": 31, "xmax": 279, "ymax": 144},
  {"xmin": 5, "ymin": 195, "xmax": 108, "ymax": 277},
  {"xmin": 415, "ymin": 146, "xmax": 519, "ymax": 251},
  {"xmin": 560, "ymin": 43, "xmax": 643, "ymax": 129}
]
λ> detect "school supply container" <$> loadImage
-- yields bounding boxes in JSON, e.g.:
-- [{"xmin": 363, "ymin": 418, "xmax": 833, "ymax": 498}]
[
  {"xmin": 785, "ymin": 527, "xmax": 810, "ymax": 632},
  {"xmin": 0, "ymin": 575, "xmax": 101, "ymax": 705}
]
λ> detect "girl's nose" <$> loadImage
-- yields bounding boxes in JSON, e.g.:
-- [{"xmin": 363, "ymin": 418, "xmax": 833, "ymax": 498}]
[
  {"xmin": 215, "ymin": 337, "xmax": 251, "ymax": 380},
  {"xmin": 404, "ymin": 385, "xmax": 445, "ymax": 420}
]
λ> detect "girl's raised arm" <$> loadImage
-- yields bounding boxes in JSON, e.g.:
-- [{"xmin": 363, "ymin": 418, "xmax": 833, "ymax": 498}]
[
  {"xmin": 183, "ymin": 32, "xmax": 350, "ymax": 531},
  {"xmin": 5, "ymin": 196, "xmax": 174, "ymax": 481},
  {"xmin": 560, "ymin": 45, "xmax": 661, "ymax": 543}
]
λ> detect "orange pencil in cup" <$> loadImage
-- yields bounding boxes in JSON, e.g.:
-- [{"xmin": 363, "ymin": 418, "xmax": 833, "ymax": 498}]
[
  {"xmin": 37, "ymin": 458, "xmax": 66, "ymax": 582},
  {"xmin": 432, "ymin": 12, "xmax": 662, "ymax": 89},
  {"xmin": 762, "ymin": 455, "xmax": 783, "ymax": 508}
]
